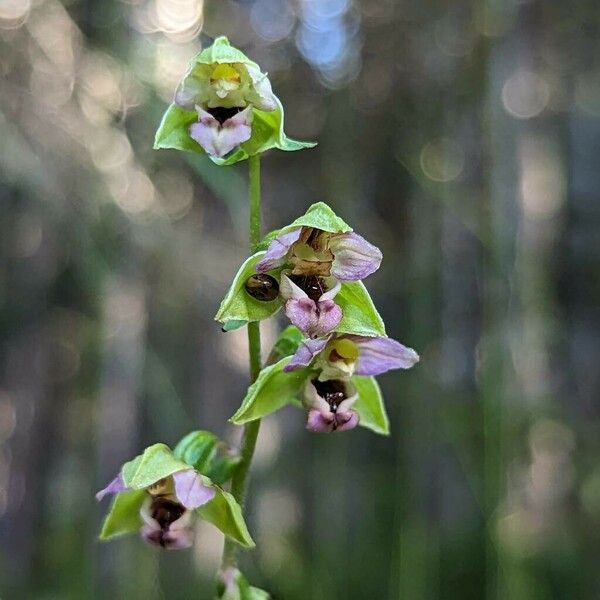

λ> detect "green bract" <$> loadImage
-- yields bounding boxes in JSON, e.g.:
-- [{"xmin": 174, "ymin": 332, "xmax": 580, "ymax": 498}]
[
  {"xmin": 174, "ymin": 430, "xmax": 242, "ymax": 486},
  {"xmin": 335, "ymin": 282, "xmax": 386, "ymax": 337},
  {"xmin": 257, "ymin": 201, "xmax": 352, "ymax": 251},
  {"xmin": 154, "ymin": 37, "xmax": 316, "ymax": 166},
  {"xmin": 99, "ymin": 443, "xmax": 254, "ymax": 547},
  {"xmin": 230, "ymin": 357, "xmax": 309, "ymax": 425}
]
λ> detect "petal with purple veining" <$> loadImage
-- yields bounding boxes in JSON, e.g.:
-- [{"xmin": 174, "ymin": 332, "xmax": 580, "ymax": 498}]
[
  {"xmin": 329, "ymin": 232, "xmax": 382, "ymax": 282},
  {"xmin": 96, "ymin": 473, "xmax": 127, "ymax": 502},
  {"xmin": 256, "ymin": 229, "xmax": 303, "ymax": 273},
  {"xmin": 173, "ymin": 469, "xmax": 216, "ymax": 509},
  {"xmin": 350, "ymin": 336, "xmax": 420, "ymax": 376},
  {"xmin": 284, "ymin": 337, "xmax": 330, "ymax": 372},
  {"xmin": 189, "ymin": 106, "xmax": 252, "ymax": 158}
]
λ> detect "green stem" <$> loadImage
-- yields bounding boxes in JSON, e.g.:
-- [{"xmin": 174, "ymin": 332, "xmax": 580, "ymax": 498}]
[{"xmin": 221, "ymin": 154, "xmax": 262, "ymax": 569}]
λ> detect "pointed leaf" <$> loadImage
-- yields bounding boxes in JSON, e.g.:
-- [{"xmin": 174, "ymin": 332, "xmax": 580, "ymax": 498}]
[
  {"xmin": 269, "ymin": 325, "xmax": 304, "ymax": 361},
  {"xmin": 121, "ymin": 443, "xmax": 191, "ymax": 489},
  {"xmin": 154, "ymin": 104, "xmax": 202, "ymax": 153},
  {"xmin": 352, "ymin": 376, "xmax": 389, "ymax": 435},
  {"xmin": 213, "ymin": 98, "xmax": 316, "ymax": 166},
  {"xmin": 230, "ymin": 357, "xmax": 310, "ymax": 425},
  {"xmin": 174, "ymin": 431, "xmax": 219, "ymax": 473},
  {"xmin": 222, "ymin": 320, "xmax": 248, "ymax": 332},
  {"xmin": 258, "ymin": 202, "xmax": 352, "ymax": 251},
  {"xmin": 335, "ymin": 282, "xmax": 386, "ymax": 337},
  {"xmin": 194, "ymin": 36, "xmax": 255, "ymax": 66},
  {"xmin": 99, "ymin": 490, "xmax": 145, "ymax": 540},
  {"xmin": 197, "ymin": 486, "xmax": 255, "ymax": 548},
  {"xmin": 215, "ymin": 252, "xmax": 282, "ymax": 324}
]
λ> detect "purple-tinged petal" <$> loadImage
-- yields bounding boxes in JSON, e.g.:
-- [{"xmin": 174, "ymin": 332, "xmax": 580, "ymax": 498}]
[
  {"xmin": 284, "ymin": 337, "xmax": 330, "ymax": 372},
  {"xmin": 173, "ymin": 469, "xmax": 216, "ymax": 509},
  {"xmin": 306, "ymin": 409, "xmax": 335, "ymax": 433},
  {"xmin": 334, "ymin": 411, "xmax": 359, "ymax": 432},
  {"xmin": 320, "ymin": 280, "xmax": 341, "ymax": 301},
  {"xmin": 141, "ymin": 522, "xmax": 193, "ymax": 550},
  {"xmin": 256, "ymin": 229, "xmax": 302, "ymax": 273},
  {"xmin": 189, "ymin": 106, "xmax": 252, "ymax": 158},
  {"xmin": 313, "ymin": 299, "xmax": 342, "ymax": 338},
  {"xmin": 284, "ymin": 297, "xmax": 342, "ymax": 339},
  {"xmin": 279, "ymin": 272, "xmax": 306, "ymax": 301},
  {"xmin": 350, "ymin": 336, "xmax": 420, "ymax": 376},
  {"xmin": 281, "ymin": 275, "xmax": 342, "ymax": 338},
  {"xmin": 174, "ymin": 75, "xmax": 203, "ymax": 110},
  {"xmin": 284, "ymin": 298, "xmax": 319, "ymax": 337},
  {"xmin": 329, "ymin": 232, "xmax": 382, "ymax": 282},
  {"xmin": 96, "ymin": 473, "xmax": 127, "ymax": 502},
  {"xmin": 246, "ymin": 64, "xmax": 277, "ymax": 112}
]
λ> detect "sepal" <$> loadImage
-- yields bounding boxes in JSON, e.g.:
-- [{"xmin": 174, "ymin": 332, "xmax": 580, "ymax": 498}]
[
  {"xmin": 230, "ymin": 357, "xmax": 310, "ymax": 425},
  {"xmin": 352, "ymin": 375, "xmax": 389, "ymax": 435}
]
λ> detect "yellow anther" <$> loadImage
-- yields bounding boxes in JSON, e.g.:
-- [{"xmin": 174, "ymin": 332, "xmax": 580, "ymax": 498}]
[{"xmin": 210, "ymin": 64, "xmax": 240, "ymax": 83}]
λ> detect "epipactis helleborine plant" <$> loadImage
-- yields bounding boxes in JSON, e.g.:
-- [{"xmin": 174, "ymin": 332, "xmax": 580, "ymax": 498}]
[{"xmin": 154, "ymin": 37, "xmax": 315, "ymax": 165}]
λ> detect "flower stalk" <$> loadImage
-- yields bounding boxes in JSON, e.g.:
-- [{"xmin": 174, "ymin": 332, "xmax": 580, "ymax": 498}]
[{"xmin": 221, "ymin": 154, "xmax": 262, "ymax": 569}]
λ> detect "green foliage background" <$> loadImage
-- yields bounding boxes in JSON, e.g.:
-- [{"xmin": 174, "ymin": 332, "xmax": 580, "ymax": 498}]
[{"xmin": 0, "ymin": 0, "xmax": 599, "ymax": 598}]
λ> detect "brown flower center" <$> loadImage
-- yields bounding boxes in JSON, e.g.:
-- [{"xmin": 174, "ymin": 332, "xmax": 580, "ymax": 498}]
[
  {"xmin": 312, "ymin": 379, "xmax": 347, "ymax": 413},
  {"xmin": 207, "ymin": 106, "xmax": 242, "ymax": 125},
  {"xmin": 150, "ymin": 497, "xmax": 186, "ymax": 531},
  {"xmin": 288, "ymin": 274, "xmax": 327, "ymax": 301}
]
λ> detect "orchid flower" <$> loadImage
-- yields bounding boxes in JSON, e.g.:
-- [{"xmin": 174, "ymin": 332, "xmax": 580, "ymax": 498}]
[
  {"xmin": 256, "ymin": 225, "xmax": 382, "ymax": 338},
  {"xmin": 96, "ymin": 443, "xmax": 254, "ymax": 550},
  {"xmin": 155, "ymin": 37, "xmax": 315, "ymax": 164},
  {"xmin": 97, "ymin": 467, "xmax": 214, "ymax": 549}
]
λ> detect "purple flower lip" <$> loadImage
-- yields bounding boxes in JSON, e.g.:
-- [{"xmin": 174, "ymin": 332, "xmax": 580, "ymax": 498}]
[
  {"xmin": 140, "ymin": 496, "xmax": 193, "ymax": 550},
  {"xmin": 190, "ymin": 105, "xmax": 252, "ymax": 158},
  {"xmin": 280, "ymin": 274, "xmax": 342, "ymax": 339},
  {"xmin": 303, "ymin": 378, "xmax": 359, "ymax": 433},
  {"xmin": 96, "ymin": 469, "xmax": 215, "ymax": 510}
]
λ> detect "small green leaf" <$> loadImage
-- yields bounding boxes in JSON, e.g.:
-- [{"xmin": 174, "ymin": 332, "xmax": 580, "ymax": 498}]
[
  {"xmin": 174, "ymin": 431, "xmax": 219, "ymax": 473},
  {"xmin": 197, "ymin": 487, "xmax": 255, "ymax": 548},
  {"xmin": 269, "ymin": 325, "xmax": 304, "ymax": 361},
  {"xmin": 207, "ymin": 454, "xmax": 242, "ymax": 486},
  {"xmin": 121, "ymin": 443, "xmax": 190, "ymax": 489},
  {"xmin": 258, "ymin": 202, "xmax": 352, "ymax": 251},
  {"xmin": 215, "ymin": 252, "xmax": 282, "ymax": 325},
  {"xmin": 335, "ymin": 282, "xmax": 386, "ymax": 337},
  {"xmin": 213, "ymin": 98, "xmax": 316, "ymax": 166},
  {"xmin": 230, "ymin": 357, "xmax": 311, "ymax": 425},
  {"xmin": 154, "ymin": 104, "xmax": 201, "ymax": 153},
  {"xmin": 352, "ymin": 376, "xmax": 389, "ymax": 435},
  {"xmin": 222, "ymin": 320, "xmax": 248, "ymax": 332},
  {"xmin": 99, "ymin": 490, "xmax": 145, "ymax": 540},
  {"xmin": 194, "ymin": 36, "xmax": 255, "ymax": 66}
]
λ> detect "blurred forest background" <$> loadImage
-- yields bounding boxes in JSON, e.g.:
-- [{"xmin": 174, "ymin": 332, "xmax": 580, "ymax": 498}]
[{"xmin": 1, "ymin": 0, "xmax": 599, "ymax": 598}]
